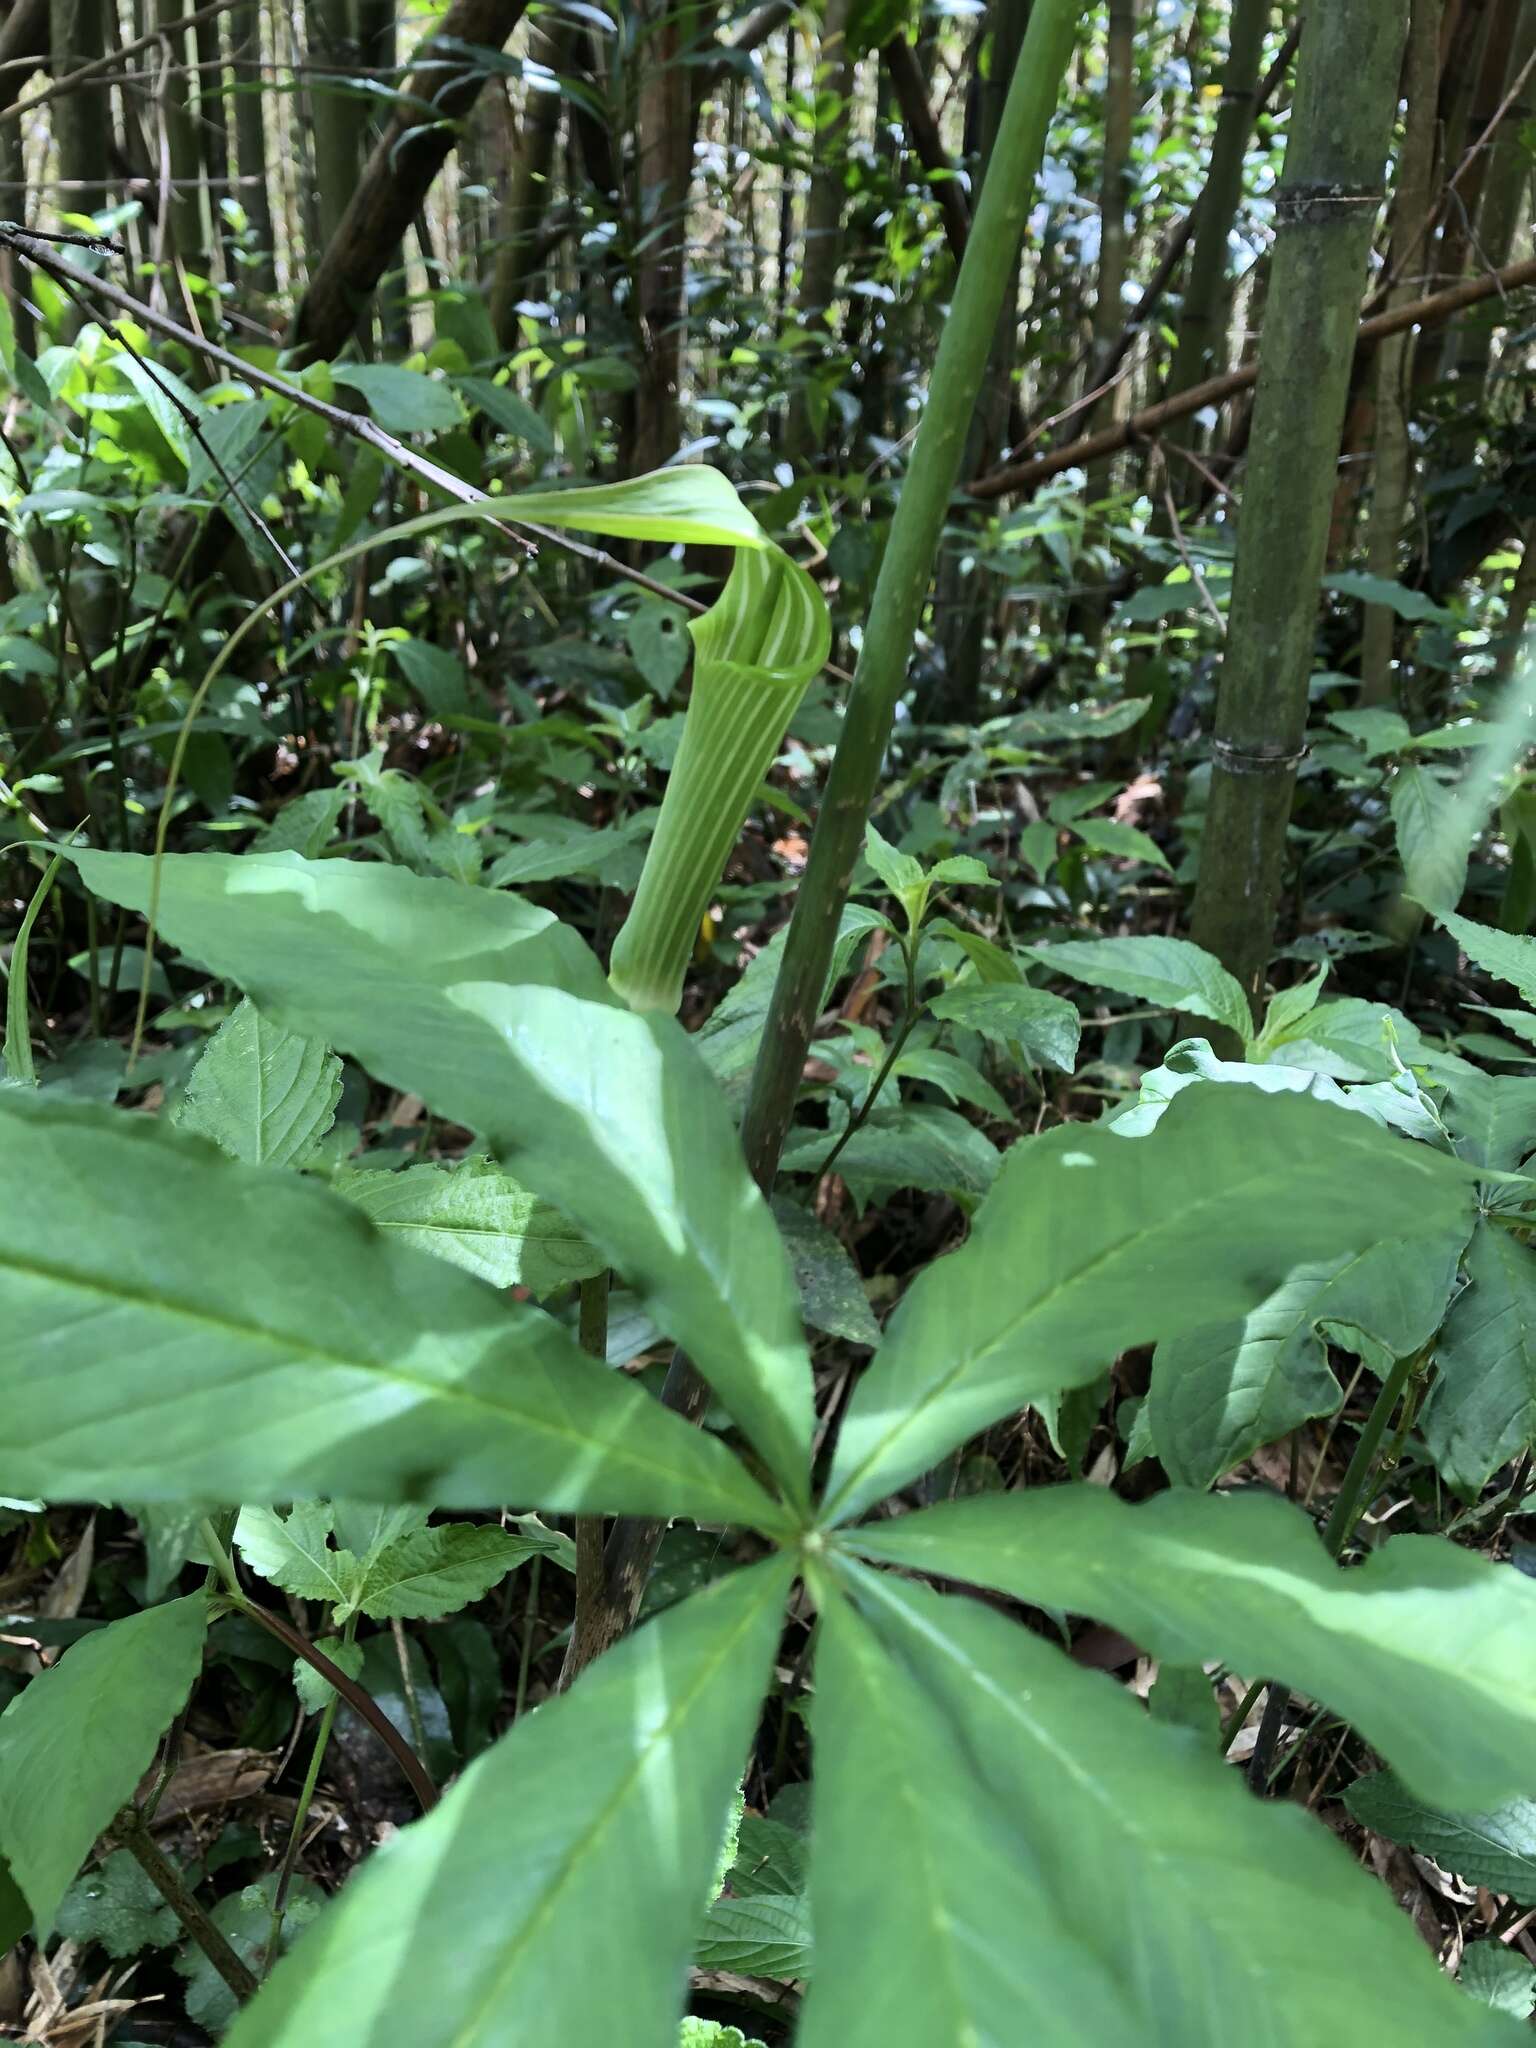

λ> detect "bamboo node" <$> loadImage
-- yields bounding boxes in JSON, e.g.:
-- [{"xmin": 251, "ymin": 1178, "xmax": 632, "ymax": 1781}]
[
  {"xmin": 1212, "ymin": 738, "xmax": 1307, "ymax": 777},
  {"xmin": 1274, "ymin": 182, "xmax": 1383, "ymax": 226}
]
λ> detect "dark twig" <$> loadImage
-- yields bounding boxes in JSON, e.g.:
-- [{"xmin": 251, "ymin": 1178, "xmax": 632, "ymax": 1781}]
[{"xmin": 111, "ymin": 1811, "xmax": 259, "ymax": 2004}]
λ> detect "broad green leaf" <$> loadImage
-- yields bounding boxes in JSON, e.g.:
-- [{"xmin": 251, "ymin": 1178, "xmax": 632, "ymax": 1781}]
[
  {"xmin": 172, "ymin": 998, "xmax": 341, "ymax": 1168},
  {"xmin": 1255, "ymin": 963, "xmax": 1329, "ymax": 1051},
  {"xmin": 1462, "ymin": 1945, "xmax": 1536, "ymax": 2017},
  {"xmin": 1325, "ymin": 570, "xmax": 1457, "ymax": 624},
  {"xmin": 780, "ymin": 1103, "xmax": 999, "ymax": 1207},
  {"xmin": 390, "ymin": 636, "xmax": 477, "ymax": 719},
  {"xmin": 332, "ymin": 1157, "xmax": 603, "ymax": 1295},
  {"xmin": 999, "ymin": 696, "xmax": 1151, "ymax": 742},
  {"xmin": 1110, "ymin": 1035, "xmax": 1368, "ymax": 1135},
  {"xmin": 890, "ymin": 1043, "xmax": 1016, "ymax": 1122},
  {"xmin": 350, "ymin": 1522, "xmax": 543, "ymax": 1621},
  {"xmin": 453, "ymin": 375, "xmax": 554, "ymax": 454},
  {"xmin": 0, "ymin": 1091, "xmax": 781, "ymax": 1531},
  {"xmin": 56, "ymin": 1847, "xmax": 179, "ymax": 1958},
  {"xmin": 332, "ymin": 362, "xmax": 464, "ymax": 432},
  {"xmin": 1423, "ymin": 1220, "xmax": 1536, "ymax": 1494},
  {"xmin": 772, "ymin": 1199, "xmax": 881, "ymax": 1347},
  {"xmin": 487, "ymin": 823, "xmax": 646, "ymax": 887},
  {"xmin": 497, "ymin": 466, "xmax": 769, "ymax": 550},
  {"xmin": 728, "ymin": 1814, "xmax": 809, "ymax": 1899},
  {"xmin": 696, "ymin": 1891, "xmax": 813, "ymax": 1977},
  {"xmin": 1265, "ymin": 996, "xmax": 1429, "ymax": 1083},
  {"xmin": 827, "ymin": 1564, "xmax": 1507, "ymax": 2046},
  {"xmin": 178, "ymin": 1872, "xmax": 322, "ymax": 2033},
  {"xmin": 798, "ymin": 1580, "xmax": 1136, "ymax": 2046},
  {"xmin": 1436, "ymin": 910, "xmax": 1536, "ymax": 1006},
  {"xmin": 69, "ymin": 848, "xmax": 813, "ymax": 1507},
  {"xmin": 1445, "ymin": 1071, "xmax": 1536, "ymax": 1172},
  {"xmin": 112, "ymin": 349, "xmax": 204, "ymax": 463},
  {"xmin": 226, "ymin": 1558, "xmax": 791, "ymax": 2048},
  {"xmin": 1329, "ymin": 706, "xmax": 1414, "ymax": 759},
  {"xmin": 1346, "ymin": 1772, "xmax": 1536, "ymax": 1902},
  {"xmin": 1150, "ymin": 1230, "xmax": 1467, "ymax": 1489},
  {"xmin": 1023, "ymin": 934, "xmax": 1253, "ymax": 1044},
  {"xmin": 679, "ymin": 2024, "xmax": 767, "ymax": 2048},
  {"xmin": 696, "ymin": 908, "xmax": 877, "ymax": 1106},
  {"xmin": 823, "ymin": 1085, "xmax": 1472, "ymax": 1525},
  {"xmin": 849, "ymin": 1484, "xmax": 1536, "ymax": 1808},
  {"xmin": 1392, "ymin": 761, "xmax": 1468, "ymax": 914},
  {"xmin": 1481, "ymin": 1006, "xmax": 1536, "ymax": 1051},
  {"xmin": 862, "ymin": 821, "xmax": 924, "ymax": 897},
  {"xmin": 928, "ymin": 982, "xmax": 1081, "ymax": 1072},
  {"xmin": 0, "ymin": 1593, "xmax": 207, "ymax": 1933},
  {"xmin": 1072, "ymin": 816, "xmax": 1171, "ymax": 869}
]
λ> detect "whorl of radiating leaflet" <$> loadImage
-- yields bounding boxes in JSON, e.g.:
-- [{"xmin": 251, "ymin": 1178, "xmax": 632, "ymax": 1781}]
[{"xmin": 608, "ymin": 539, "xmax": 830, "ymax": 1014}]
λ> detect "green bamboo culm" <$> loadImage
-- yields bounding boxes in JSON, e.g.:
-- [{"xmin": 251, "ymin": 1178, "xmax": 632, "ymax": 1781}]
[
  {"xmin": 737, "ymin": 0, "xmax": 1084, "ymax": 1187},
  {"xmin": 609, "ymin": 542, "xmax": 830, "ymax": 1013},
  {"xmin": 1187, "ymin": 0, "xmax": 1410, "ymax": 1012}
]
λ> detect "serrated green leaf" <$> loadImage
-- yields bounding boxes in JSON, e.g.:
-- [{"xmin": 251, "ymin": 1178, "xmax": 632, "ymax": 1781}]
[
  {"xmin": 696, "ymin": 1891, "xmax": 812, "ymax": 1978},
  {"xmin": 235, "ymin": 1504, "xmax": 361, "ymax": 1607},
  {"xmin": 351, "ymin": 1522, "xmax": 540, "ymax": 1621},
  {"xmin": 292, "ymin": 1636, "xmax": 363, "ymax": 1715},
  {"xmin": 57, "ymin": 1847, "xmax": 181, "ymax": 1959},
  {"xmin": 1461, "ymin": 1944, "xmax": 1536, "ymax": 2016},
  {"xmin": 1150, "ymin": 1231, "xmax": 1467, "ymax": 1489},
  {"xmin": 927, "ymin": 853, "xmax": 990, "ymax": 886},
  {"xmin": 225, "ymin": 1559, "xmax": 791, "ymax": 2048},
  {"xmin": 0, "ymin": 1091, "xmax": 781, "ymax": 1530},
  {"xmin": 1024, "ymin": 935, "xmax": 1254, "ymax": 1043},
  {"xmin": 815, "ymin": 1564, "xmax": 1504, "ymax": 2046},
  {"xmin": 850, "ymin": 1484, "xmax": 1536, "ymax": 1808},
  {"xmin": 1445, "ymin": 1072, "xmax": 1536, "ymax": 1173},
  {"xmin": 172, "ymin": 999, "xmax": 341, "ymax": 1168},
  {"xmin": 823, "ymin": 1085, "xmax": 1472, "ymax": 1525},
  {"xmin": 679, "ymin": 2024, "xmax": 768, "ymax": 2048},
  {"xmin": 862, "ymin": 822, "xmax": 925, "ymax": 899},
  {"xmin": 0, "ymin": 1594, "xmax": 207, "ymax": 1933},
  {"xmin": 1346, "ymin": 1772, "xmax": 1536, "ymax": 1902},
  {"xmin": 928, "ymin": 982, "xmax": 1081, "ymax": 1072},
  {"xmin": 332, "ymin": 1157, "xmax": 603, "ymax": 1295},
  {"xmin": 70, "ymin": 849, "xmax": 813, "ymax": 1508},
  {"xmin": 728, "ymin": 1815, "xmax": 809, "ymax": 1899},
  {"xmin": 1436, "ymin": 910, "xmax": 1536, "ymax": 1006},
  {"xmin": 177, "ymin": 1873, "xmax": 322, "ymax": 2033}
]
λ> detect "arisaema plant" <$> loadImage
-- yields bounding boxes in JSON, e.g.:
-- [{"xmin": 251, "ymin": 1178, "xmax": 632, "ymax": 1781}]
[{"xmin": 0, "ymin": 742, "xmax": 1531, "ymax": 2038}]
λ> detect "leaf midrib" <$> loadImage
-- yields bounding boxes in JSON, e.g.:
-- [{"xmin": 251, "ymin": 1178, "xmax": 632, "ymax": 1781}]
[
  {"xmin": 446, "ymin": 1564, "xmax": 785, "ymax": 2048},
  {"xmin": 0, "ymin": 1244, "xmax": 749, "ymax": 1505},
  {"xmin": 826, "ymin": 1140, "xmax": 1458, "ymax": 1521}
]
